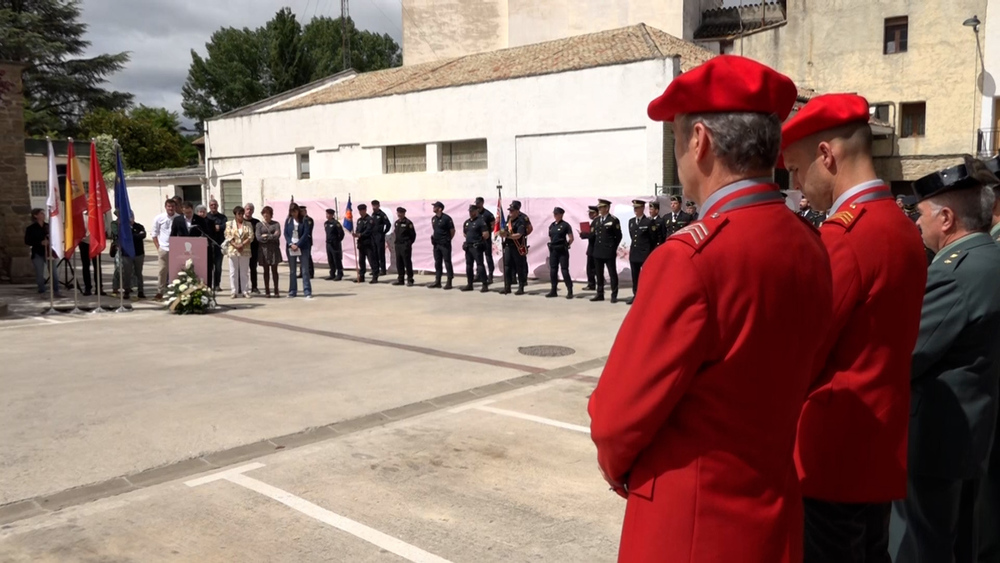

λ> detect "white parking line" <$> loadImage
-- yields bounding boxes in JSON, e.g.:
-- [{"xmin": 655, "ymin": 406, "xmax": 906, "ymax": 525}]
[
  {"xmin": 186, "ymin": 463, "xmax": 453, "ymax": 563},
  {"xmin": 472, "ymin": 405, "xmax": 591, "ymax": 434}
]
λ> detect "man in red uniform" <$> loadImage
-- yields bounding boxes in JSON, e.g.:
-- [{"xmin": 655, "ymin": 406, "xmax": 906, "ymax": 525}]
[
  {"xmin": 780, "ymin": 94, "xmax": 928, "ymax": 563},
  {"xmin": 588, "ymin": 55, "xmax": 833, "ymax": 563}
]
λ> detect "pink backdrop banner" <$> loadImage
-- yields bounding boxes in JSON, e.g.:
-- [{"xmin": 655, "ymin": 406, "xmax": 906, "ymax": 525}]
[
  {"xmin": 265, "ymin": 197, "xmax": 657, "ymax": 282},
  {"xmin": 168, "ymin": 236, "xmax": 208, "ymax": 283}
]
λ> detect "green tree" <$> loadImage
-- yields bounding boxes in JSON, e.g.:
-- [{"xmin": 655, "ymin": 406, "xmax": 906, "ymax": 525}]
[
  {"xmin": 81, "ymin": 105, "xmax": 194, "ymax": 172},
  {"xmin": 182, "ymin": 8, "xmax": 401, "ymax": 128},
  {"xmin": 0, "ymin": 0, "xmax": 132, "ymax": 137}
]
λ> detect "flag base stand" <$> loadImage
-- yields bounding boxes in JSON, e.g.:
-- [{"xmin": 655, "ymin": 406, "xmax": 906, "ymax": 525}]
[
  {"xmin": 115, "ymin": 290, "xmax": 130, "ymax": 313},
  {"xmin": 42, "ymin": 307, "xmax": 62, "ymax": 315},
  {"xmin": 114, "ymin": 305, "xmax": 132, "ymax": 313},
  {"xmin": 43, "ymin": 256, "xmax": 62, "ymax": 315},
  {"xmin": 90, "ymin": 288, "xmax": 108, "ymax": 314}
]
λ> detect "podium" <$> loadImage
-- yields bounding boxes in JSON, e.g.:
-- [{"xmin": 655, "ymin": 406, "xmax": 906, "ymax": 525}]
[{"xmin": 168, "ymin": 237, "xmax": 209, "ymax": 283}]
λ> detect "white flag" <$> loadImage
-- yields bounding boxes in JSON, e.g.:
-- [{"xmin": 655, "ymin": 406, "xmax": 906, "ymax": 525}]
[{"xmin": 46, "ymin": 140, "xmax": 64, "ymax": 260}]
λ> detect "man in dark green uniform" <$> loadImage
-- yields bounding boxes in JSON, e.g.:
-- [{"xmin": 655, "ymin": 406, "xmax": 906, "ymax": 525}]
[
  {"xmin": 500, "ymin": 200, "xmax": 529, "ymax": 295},
  {"xmin": 429, "ymin": 201, "xmax": 455, "ymax": 290},
  {"xmin": 391, "ymin": 207, "xmax": 415, "ymax": 286},
  {"xmin": 591, "ymin": 199, "xmax": 622, "ymax": 303},
  {"xmin": 890, "ymin": 157, "xmax": 1000, "ymax": 563},
  {"xmin": 649, "ymin": 201, "xmax": 666, "ymax": 248},
  {"xmin": 460, "ymin": 205, "xmax": 490, "ymax": 293},
  {"xmin": 978, "ymin": 154, "xmax": 1000, "ymax": 563},
  {"xmin": 546, "ymin": 206, "xmax": 574, "ymax": 299},
  {"xmin": 580, "ymin": 205, "xmax": 599, "ymax": 289},
  {"xmin": 476, "ymin": 197, "xmax": 496, "ymax": 283},
  {"xmin": 627, "ymin": 199, "xmax": 654, "ymax": 305}
]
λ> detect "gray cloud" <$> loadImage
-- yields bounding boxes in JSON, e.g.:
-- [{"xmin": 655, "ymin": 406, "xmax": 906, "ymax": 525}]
[{"xmin": 77, "ymin": 0, "xmax": 403, "ymax": 125}]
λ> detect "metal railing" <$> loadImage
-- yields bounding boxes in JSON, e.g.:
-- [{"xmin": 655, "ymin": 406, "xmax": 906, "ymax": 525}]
[{"xmin": 977, "ymin": 128, "xmax": 999, "ymax": 158}]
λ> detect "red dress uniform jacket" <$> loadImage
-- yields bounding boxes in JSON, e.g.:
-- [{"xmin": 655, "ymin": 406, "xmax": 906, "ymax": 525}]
[
  {"xmin": 794, "ymin": 183, "xmax": 927, "ymax": 502},
  {"xmin": 589, "ymin": 180, "xmax": 833, "ymax": 563}
]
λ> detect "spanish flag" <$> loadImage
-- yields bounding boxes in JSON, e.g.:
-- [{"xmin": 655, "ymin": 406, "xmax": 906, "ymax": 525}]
[{"xmin": 64, "ymin": 141, "xmax": 86, "ymax": 258}]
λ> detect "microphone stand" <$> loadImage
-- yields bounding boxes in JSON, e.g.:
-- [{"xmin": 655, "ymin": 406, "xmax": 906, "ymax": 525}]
[{"xmin": 201, "ymin": 230, "xmax": 225, "ymax": 310}]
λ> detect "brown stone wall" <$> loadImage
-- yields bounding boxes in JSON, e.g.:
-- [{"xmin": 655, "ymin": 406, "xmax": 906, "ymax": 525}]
[{"xmin": 0, "ymin": 62, "xmax": 31, "ymax": 282}]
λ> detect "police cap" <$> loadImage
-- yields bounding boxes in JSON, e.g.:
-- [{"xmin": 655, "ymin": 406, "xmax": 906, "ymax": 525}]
[
  {"xmin": 670, "ymin": 195, "xmax": 682, "ymax": 203},
  {"xmin": 508, "ymin": 200, "xmax": 522, "ymax": 211},
  {"xmin": 432, "ymin": 201, "xmax": 444, "ymax": 209},
  {"xmin": 357, "ymin": 203, "xmax": 367, "ymax": 211},
  {"xmin": 588, "ymin": 205, "xmax": 599, "ymax": 212},
  {"xmin": 597, "ymin": 199, "xmax": 611, "ymax": 207},
  {"xmin": 325, "ymin": 208, "xmax": 335, "ymax": 214},
  {"xmin": 397, "ymin": 207, "xmax": 406, "ymax": 213},
  {"xmin": 632, "ymin": 199, "xmax": 646, "ymax": 207},
  {"xmin": 553, "ymin": 206, "xmax": 565, "ymax": 215},
  {"xmin": 913, "ymin": 155, "xmax": 1000, "ymax": 201}
]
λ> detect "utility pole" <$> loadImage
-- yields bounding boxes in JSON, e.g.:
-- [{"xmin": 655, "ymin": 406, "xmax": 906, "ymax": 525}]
[{"xmin": 341, "ymin": 0, "xmax": 351, "ymax": 70}]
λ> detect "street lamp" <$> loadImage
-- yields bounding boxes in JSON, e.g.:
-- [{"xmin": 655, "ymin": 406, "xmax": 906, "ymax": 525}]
[{"xmin": 966, "ymin": 16, "xmax": 983, "ymax": 153}]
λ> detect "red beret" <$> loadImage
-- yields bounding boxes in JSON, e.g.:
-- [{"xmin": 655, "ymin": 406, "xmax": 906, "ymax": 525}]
[
  {"xmin": 781, "ymin": 93, "xmax": 871, "ymax": 150},
  {"xmin": 648, "ymin": 55, "xmax": 798, "ymax": 123}
]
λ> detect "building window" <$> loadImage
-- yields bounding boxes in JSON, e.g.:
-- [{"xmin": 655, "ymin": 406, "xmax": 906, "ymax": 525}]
[
  {"xmin": 440, "ymin": 140, "xmax": 488, "ymax": 171},
  {"xmin": 298, "ymin": 152, "xmax": 310, "ymax": 180},
  {"xmin": 884, "ymin": 17, "xmax": 908, "ymax": 54},
  {"xmin": 870, "ymin": 103, "xmax": 891, "ymax": 123},
  {"xmin": 221, "ymin": 179, "xmax": 243, "ymax": 211},
  {"xmin": 384, "ymin": 145, "xmax": 427, "ymax": 174},
  {"xmin": 30, "ymin": 181, "xmax": 47, "ymax": 197},
  {"xmin": 900, "ymin": 102, "xmax": 926, "ymax": 138}
]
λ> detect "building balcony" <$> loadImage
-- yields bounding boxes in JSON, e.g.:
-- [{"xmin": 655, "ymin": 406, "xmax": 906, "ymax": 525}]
[{"xmin": 977, "ymin": 128, "xmax": 999, "ymax": 158}]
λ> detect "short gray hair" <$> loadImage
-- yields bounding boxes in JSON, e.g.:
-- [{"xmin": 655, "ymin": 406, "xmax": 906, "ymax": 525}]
[
  {"xmin": 677, "ymin": 112, "xmax": 782, "ymax": 174},
  {"xmin": 926, "ymin": 186, "xmax": 996, "ymax": 232},
  {"xmin": 195, "ymin": 204, "xmax": 207, "ymax": 214},
  {"xmin": 244, "ymin": 203, "xmax": 255, "ymax": 210}
]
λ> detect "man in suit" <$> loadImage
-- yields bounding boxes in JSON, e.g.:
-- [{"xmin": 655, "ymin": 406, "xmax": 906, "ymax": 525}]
[
  {"xmin": 627, "ymin": 199, "xmax": 654, "ymax": 305},
  {"xmin": 798, "ymin": 195, "xmax": 826, "ymax": 228},
  {"xmin": 589, "ymin": 55, "xmax": 832, "ymax": 563},
  {"xmin": 244, "ymin": 203, "xmax": 262, "ymax": 293},
  {"xmin": 170, "ymin": 201, "xmax": 208, "ymax": 237},
  {"xmin": 665, "ymin": 195, "xmax": 693, "ymax": 235},
  {"xmin": 890, "ymin": 157, "xmax": 1000, "ymax": 563},
  {"xmin": 590, "ymin": 199, "xmax": 622, "ymax": 303},
  {"xmin": 649, "ymin": 201, "xmax": 666, "ymax": 248},
  {"xmin": 579, "ymin": 205, "xmax": 599, "ymax": 289},
  {"xmin": 781, "ymin": 94, "xmax": 928, "ymax": 563}
]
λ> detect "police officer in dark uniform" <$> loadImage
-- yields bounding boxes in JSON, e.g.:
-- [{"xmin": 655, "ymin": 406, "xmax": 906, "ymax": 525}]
[
  {"xmin": 500, "ymin": 200, "xmax": 529, "ymax": 295},
  {"xmin": 591, "ymin": 199, "xmax": 622, "ymax": 303},
  {"xmin": 461, "ymin": 204, "xmax": 490, "ymax": 293},
  {"xmin": 391, "ymin": 207, "xmax": 416, "ymax": 286},
  {"xmin": 665, "ymin": 195, "xmax": 693, "ymax": 235},
  {"xmin": 649, "ymin": 201, "xmax": 666, "ymax": 248},
  {"xmin": 371, "ymin": 200, "xmax": 391, "ymax": 276},
  {"xmin": 546, "ymin": 206, "xmax": 574, "ymax": 299},
  {"xmin": 324, "ymin": 208, "xmax": 345, "ymax": 281},
  {"xmin": 579, "ymin": 205, "xmax": 599, "ymax": 289},
  {"xmin": 476, "ymin": 197, "xmax": 496, "ymax": 283},
  {"xmin": 627, "ymin": 199, "xmax": 654, "ymax": 305},
  {"xmin": 429, "ymin": 201, "xmax": 455, "ymax": 289},
  {"xmin": 685, "ymin": 201, "xmax": 700, "ymax": 221},
  {"xmin": 353, "ymin": 204, "xmax": 378, "ymax": 284}
]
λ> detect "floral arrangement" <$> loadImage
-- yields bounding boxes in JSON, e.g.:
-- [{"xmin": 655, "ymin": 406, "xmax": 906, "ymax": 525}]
[{"xmin": 166, "ymin": 260, "xmax": 212, "ymax": 314}]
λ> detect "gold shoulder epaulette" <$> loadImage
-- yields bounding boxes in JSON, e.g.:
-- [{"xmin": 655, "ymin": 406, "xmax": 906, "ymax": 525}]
[{"xmin": 825, "ymin": 210, "xmax": 856, "ymax": 228}]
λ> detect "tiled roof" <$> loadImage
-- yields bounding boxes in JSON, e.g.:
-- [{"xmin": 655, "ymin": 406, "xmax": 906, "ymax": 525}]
[
  {"xmin": 273, "ymin": 24, "xmax": 715, "ymax": 113},
  {"xmin": 694, "ymin": 1, "xmax": 787, "ymax": 41}
]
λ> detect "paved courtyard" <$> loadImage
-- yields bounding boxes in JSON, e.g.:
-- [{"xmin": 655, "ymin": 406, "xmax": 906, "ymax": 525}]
[{"xmin": 0, "ymin": 264, "xmax": 629, "ymax": 562}]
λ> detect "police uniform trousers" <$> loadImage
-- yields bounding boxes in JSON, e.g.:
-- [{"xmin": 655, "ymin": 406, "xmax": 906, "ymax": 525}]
[
  {"xmin": 595, "ymin": 256, "xmax": 618, "ymax": 297},
  {"xmin": 374, "ymin": 234, "xmax": 387, "ymax": 274},
  {"xmin": 549, "ymin": 246, "xmax": 572, "ymax": 292},
  {"xmin": 358, "ymin": 238, "xmax": 378, "ymax": 280},
  {"xmin": 433, "ymin": 241, "xmax": 453, "ymax": 282},
  {"xmin": 484, "ymin": 242, "xmax": 495, "ymax": 281},
  {"xmin": 629, "ymin": 258, "xmax": 645, "ymax": 295},
  {"xmin": 326, "ymin": 242, "xmax": 344, "ymax": 279},
  {"xmin": 890, "ymin": 476, "xmax": 981, "ymax": 563},
  {"xmin": 980, "ymin": 463, "xmax": 1000, "ymax": 563},
  {"xmin": 586, "ymin": 252, "xmax": 596, "ymax": 288},
  {"xmin": 503, "ymin": 244, "xmax": 527, "ymax": 289},
  {"xmin": 395, "ymin": 243, "xmax": 413, "ymax": 283},
  {"xmin": 804, "ymin": 498, "xmax": 891, "ymax": 563},
  {"xmin": 465, "ymin": 244, "xmax": 486, "ymax": 285}
]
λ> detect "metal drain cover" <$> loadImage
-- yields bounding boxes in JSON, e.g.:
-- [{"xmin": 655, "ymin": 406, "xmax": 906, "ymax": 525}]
[{"xmin": 518, "ymin": 345, "xmax": 576, "ymax": 357}]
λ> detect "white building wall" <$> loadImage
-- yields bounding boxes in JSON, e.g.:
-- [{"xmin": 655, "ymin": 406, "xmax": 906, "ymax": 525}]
[
  {"xmin": 980, "ymin": 5, "xmax": 1000, "ymax": 154},
  {"xmin": 205, "ymin": 58, "xmax": 673, "ymax": 207}
]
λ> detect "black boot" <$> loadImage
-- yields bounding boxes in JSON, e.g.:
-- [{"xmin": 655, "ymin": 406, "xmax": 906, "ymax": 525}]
[
  {"xmin": 391, "ymin": 279, "xmax": 404, "ymax": 286},
  {"xmin": 443, "ymin": 278, "xmax": 453, "ymax": 290},
  {"xmin": 406, "ymin": 279, "xmax": 414, "ymax": 287},
  {"xmin": 585, "ymin": 284, "xmax": 596, "ymax": 291},
  {"xmin": 369, "ymin": 277, "xmax": 379, "ymax": 284},
  {"xmin": 625, "ymin": 296, "xmax": 635, "ymax": 305},
  {"xmin": 590, "ymin": 293, "xmax": 605, "ymax": 302},
  {"xmin": 460, "ymin": 284, "xmax": 474, "ymax": 292},
  {"xmin": 566, "ymin": 287, "xmax": 573, "ymax": 300},
  {"xmin": 610, "ymin": 290, "xmax": 619, "ymax": 304},
  {"xmin": 545, "ymin": 287, "xmax": 558, "ymax": 298},
  {"xmin": 515, "ymin": 285, "xmax": 525, "ymax": 296},
  {"xmin": 428, "ymin": 279, "xmax": 442, "ymax": 288},
  {"xmin": 480, "ymin": 283, "xmax": 489, "ymax": 293},
  {"xmin": 501, "ymin": 285, "xmax": 511, "ymax": 295}
]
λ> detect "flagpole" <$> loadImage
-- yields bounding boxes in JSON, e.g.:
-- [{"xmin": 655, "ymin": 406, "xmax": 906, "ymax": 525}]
[
  {"xmin": 43, "ymin": 255, "xmax": 58, "ymax": 315},
  {"xmin": 115, "ymin": 266, "xmax": 129, "ymax": 313},
  {"xmin": 92, "ymin": 255, "xmax": 106, "ymax": 314},
  {"xmin": 70, "ymin": 250, "xmax": 83, "ymax": 314},
  {"xmin": 43, "ymin": 135, "xmax": 61, "ymax": 315}
]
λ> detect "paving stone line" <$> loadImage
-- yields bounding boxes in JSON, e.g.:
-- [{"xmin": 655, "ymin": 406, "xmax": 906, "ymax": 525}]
[{"xmin": 0, "ymin": 356, "xmax": 606, "ymax": 527}]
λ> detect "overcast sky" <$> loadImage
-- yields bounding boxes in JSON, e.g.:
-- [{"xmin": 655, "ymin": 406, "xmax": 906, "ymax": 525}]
[
  {"xmin": 78, "ymin": 0, "xmax": 743, "ymax": 128},
  {"xmin": 78, "ymin": 0, "xmax": 403, "ymax": 128}
]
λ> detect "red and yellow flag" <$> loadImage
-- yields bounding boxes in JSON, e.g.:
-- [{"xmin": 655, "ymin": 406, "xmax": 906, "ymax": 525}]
[
  {"xmin": 87, "ymin": 141, "xmax": 111, "ymax": 258},
  {"xmin": 64, "ymin": 141, "xmax": 86, "ymax": 258}
]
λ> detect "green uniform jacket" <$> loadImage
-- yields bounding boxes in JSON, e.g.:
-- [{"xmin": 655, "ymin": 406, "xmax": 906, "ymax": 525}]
[{"xmin": 910, "ymin": 232, "xmax": 1000, "ymax": 479}]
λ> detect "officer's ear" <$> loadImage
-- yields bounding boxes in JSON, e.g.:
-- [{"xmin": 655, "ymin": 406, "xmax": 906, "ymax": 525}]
[{"xmin": 816, "ymin": 141, "xmax": 836, "ymax": 174}]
